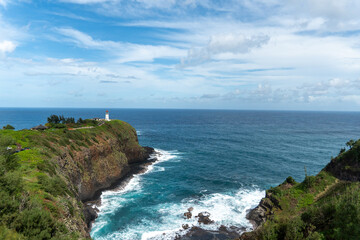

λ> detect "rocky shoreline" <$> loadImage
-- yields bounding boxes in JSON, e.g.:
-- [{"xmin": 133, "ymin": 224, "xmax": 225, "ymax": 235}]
[
  {"xmin": 84, "ymin": 147, "xmax": 157, "ymax": 231},
  {"xmin": 168, "ymin": 207, "xmax": 250, "ymax": 240}
]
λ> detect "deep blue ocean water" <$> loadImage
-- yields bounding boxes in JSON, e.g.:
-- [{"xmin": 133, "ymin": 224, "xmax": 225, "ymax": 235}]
[{"xmin": 1, "ymin": 108, "xmax": 360, "ymax": 239}]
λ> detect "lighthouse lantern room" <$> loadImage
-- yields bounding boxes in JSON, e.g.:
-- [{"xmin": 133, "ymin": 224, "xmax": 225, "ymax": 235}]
[{"xmin": 105, "ymin": 110, "xmax": 110, "ymax": 121}]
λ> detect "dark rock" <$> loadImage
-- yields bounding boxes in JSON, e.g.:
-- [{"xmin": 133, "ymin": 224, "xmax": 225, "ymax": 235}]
[
  {"xmin": 183, "ymin": 207, "xmax": 194, "ymax": 219},
  {"xmin": 246, "ymin": 194, "xmax": 277, "ymax": 229},
  {"xmin": 182, "ymin": 224, "xmax": 190, "ymax": 230},
  {"xmin": 83, "ymin": 205, "xmax": 98, "ymax": 229},
  {"xmin": 178, "ymin": 226, "xmax": 241, "ymax": 240},
  {"xmin": 196, "ymin": 212, "xmax": 214, "ymax": 225},
  {"xmin": 184, "ymin": 211, "xmax": 192, "ymax": 219}
]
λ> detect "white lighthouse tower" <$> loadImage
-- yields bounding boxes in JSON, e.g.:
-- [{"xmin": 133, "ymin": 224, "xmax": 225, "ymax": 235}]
[{"xmin": 105, "ymin": 110, "xmax": 110, "ymax": 121}]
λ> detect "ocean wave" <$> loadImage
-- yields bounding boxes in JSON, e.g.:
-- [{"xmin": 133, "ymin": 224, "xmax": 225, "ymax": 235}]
[
  {"xmin": 91, "ymin": 149, "xmax": 180, "ymax": 238},
  {"xmin": 139, "ymin": 188, "xmax": 265, "ymax": 240},
  {"xmin": 91, "ymin": 149, "xmax": 264, "ymax": 240}
]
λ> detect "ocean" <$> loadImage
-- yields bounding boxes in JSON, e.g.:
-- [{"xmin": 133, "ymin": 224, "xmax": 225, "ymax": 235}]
[{"xmin": 1, "ymin": 108, "xmax": 360, "ymax": 239}]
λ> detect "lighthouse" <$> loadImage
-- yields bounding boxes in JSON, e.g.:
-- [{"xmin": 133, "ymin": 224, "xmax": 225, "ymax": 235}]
[{"xmin": 105, "ymin": 110, "xmax": 110, "ymax": 121}]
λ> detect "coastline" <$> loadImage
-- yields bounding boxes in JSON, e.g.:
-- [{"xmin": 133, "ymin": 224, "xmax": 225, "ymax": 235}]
[{"xmin": 84, "ymin": 147, "xmax": 158, "ymax": 231}]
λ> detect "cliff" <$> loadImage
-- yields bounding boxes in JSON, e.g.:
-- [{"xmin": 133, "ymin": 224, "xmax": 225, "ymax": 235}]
[
  {"xmin": 0, "ymin": 120, "xmax": 153, "ymax": 239},
  {"xmin": 241, "ymin": 139, "xmax": 360, "ymax": 240}
]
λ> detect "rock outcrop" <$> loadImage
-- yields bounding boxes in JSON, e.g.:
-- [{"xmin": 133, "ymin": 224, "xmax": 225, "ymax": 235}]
[
  {"xmin": 0, "ymin": 120, "xmax": 154, "ymax": 239},
  {"xmin": 51, "ymin": 121, "xmax": 155, "ymax": 234}
]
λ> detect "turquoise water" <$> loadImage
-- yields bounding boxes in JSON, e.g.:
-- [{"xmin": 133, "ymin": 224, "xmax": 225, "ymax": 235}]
[{"xmin": 1, "ymin": 109, "xmax": 360, "ymax": 239}]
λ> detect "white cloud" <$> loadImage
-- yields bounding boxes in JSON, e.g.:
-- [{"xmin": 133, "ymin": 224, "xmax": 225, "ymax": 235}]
[
  {"xmin": 59, "ymin": 0, "xmax": 110, "ymax": 4},
  {"xmin": 342, "ymin": 95, "xmax": 360, "ymax": 105},
  {"xmin": 180, "ymin": 34, "xmax": 270, "ymax": 67},
  {"xmin": 57, "ymin": 28, "xmax": 117, "ymax": 49},
  {"xmin": 0, "ymin": 0, "xmax": 7, "ymax": 7},
  {"xmin": 0, "ymin": 40, "xmax": 16, "ymax": 53},
  {"xmin": 285, "ymin": 0, "xmax": 360, "ymax": 20},
  {"xmin": 57, "ymin": 27, "xmax": 185, "ymax": 62}
]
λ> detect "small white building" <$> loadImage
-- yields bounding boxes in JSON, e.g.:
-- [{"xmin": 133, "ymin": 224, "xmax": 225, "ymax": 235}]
[{"xmin": 105, "ymin": 110, "xmax": 110, "ymax": 121}]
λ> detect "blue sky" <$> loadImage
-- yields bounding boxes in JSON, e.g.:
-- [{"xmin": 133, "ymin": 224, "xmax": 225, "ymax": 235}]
[{"xmin": 0, "ymin": 0, "xmax": 360, "ymax": 110}]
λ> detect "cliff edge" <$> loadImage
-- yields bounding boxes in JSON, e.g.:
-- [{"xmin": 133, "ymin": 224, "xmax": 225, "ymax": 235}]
[
  {"xmin": 0, "ymin": 120, "xmax": 153, "ymax": 239},
  {"xmin": 241, "ymin": 139, "xmax": 360, "ymax": 240}
]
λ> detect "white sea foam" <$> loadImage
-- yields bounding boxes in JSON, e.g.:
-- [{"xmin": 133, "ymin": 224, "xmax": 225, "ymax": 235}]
[
  {"xmin": 91, "ymin": 149, "xmax": 179, "ymax": 238},
  {"xmin": 137, "ymin": 130, "xmax": 142, "ymax": 136},
  {"xmin": 91, "ymin": 149, "xmax": 264, "ymax": 240},
  {"xmin": 139, "ymin": 188, "xmax": 265, "ymax": 240}
]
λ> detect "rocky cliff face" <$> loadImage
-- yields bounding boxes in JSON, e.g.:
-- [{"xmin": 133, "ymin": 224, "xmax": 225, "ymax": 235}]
[
  {"xmin": 55, "ymin": 125, "xmax": 153, "ymax": 201},
  {"xmin": 51, "ymin": 121, "xmax": 154, "ymax": 234},
  {"xmin": 0, "ymin": 120, "xmax": 153, "ymax": 239}
]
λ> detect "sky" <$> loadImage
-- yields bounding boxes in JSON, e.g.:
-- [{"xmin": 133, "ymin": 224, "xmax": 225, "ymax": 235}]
[{"xmin": 0, "ymin": 0, "xmax": 360, "ymax": 110}]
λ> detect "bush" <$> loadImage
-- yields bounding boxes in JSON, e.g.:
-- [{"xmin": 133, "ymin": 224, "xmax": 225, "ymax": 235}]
[
  {"xmin": 37, "ymin": 174, "xmax": 69, "ymax": 197},
  {"xmin": 13, "ymin": 208, "xmax": 58, "ymax": 240},
  {"xmin": 0, "ymin": 225, "xmax": 25, "ymax": 240},
  {"xmin": 302, "ymin": 176, "xmax": 316, "ymax": 189},
  {"xmin": 0, "ymin": 172, "xmax": 24, "ymax": 195},
  {"xmin": 285, "ymin": 176, "xmax": 296, "ymax": 185},
  {"xmin": 2, "ymin": 125, "xmax": 15, "ymax": 130}
]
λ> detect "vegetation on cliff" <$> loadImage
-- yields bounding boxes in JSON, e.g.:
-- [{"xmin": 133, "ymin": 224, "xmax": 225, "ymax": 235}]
[
  {"xmin": 242, "ymin": 139, "xmax": 360, "ymax": 240},
  {"xmin": 0, "ymin": 120, "xmax": 151, "ymax": 239}
]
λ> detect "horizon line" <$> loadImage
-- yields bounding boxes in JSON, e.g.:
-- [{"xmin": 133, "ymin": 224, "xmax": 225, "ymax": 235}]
[{"xmin": 0, "ymin": 107, "xmax": 359, "ymax": 113}]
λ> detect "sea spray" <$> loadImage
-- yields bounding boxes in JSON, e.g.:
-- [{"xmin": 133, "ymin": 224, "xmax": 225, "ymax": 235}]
[
  {"xmin": 91, "ymin": 149, "xmax": 180, "ymax": 239},
  {"xmin": 91, "ymin": 147, "xmax": 264, "ymax": 240}
]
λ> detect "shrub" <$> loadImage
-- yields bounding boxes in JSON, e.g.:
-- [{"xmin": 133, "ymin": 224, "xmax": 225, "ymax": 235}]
[
  {"xmin": 2, "ymin": 125, "xmax": 15, "ymax": 130},
  {"xmin": 302, "ymin": 176, "xmax": 316, "ymax": 189},
  {"xmin": 285, "ymin": 176, "xmax": 296, "ymax": 185},
  {"xmin": 339, "ymin": 148, "xmax": 346, "ymax": 154},
  {"xmin": 37, "ymin": 175, "xmax": 69, "ymax": 197},
  {"xmin": 13, "ymin": 208, "xmax": 58, "ymax": 240},
  {"xmin": 0, "ymin": 172, "xmax": 24, "ymax": 195},
  {"xmin": 0, "ymin": 225, "xmax": 25, "ymax": 240}
]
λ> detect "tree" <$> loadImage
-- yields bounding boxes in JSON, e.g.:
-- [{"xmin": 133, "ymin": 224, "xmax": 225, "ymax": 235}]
[
  {"xmin": 47, "ymin": 115, "xmax": 60, "ymax": 124},
  {"xmin": 339, "ymin": 148, "xmax": 346, "ymax": 154},
  {"xmin": 77, "ymin": 118, "xmax": 84, "ymax": 124},
  {"xmin": 346, "ymin": 139, "xmax": 355, "ymax": 149},
  {"xmin": 2, "ymin": 125, "xmax": 15, "ymax": 130}
]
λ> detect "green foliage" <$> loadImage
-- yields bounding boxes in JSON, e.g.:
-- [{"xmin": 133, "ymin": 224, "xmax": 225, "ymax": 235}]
[
  {"xmin": 12, "ymin": 208, "xmax": 60, "ymax": 240},
  {"xmin": 2, "ymin": 124, "xmax": 15, "ymax": 130},
  {"xmin": 47, "ymin": 115, "xmax": 61, "ymax": 124},
  {"xmin": 0, "ymin": 171, "xmax": 23, "ymax": 195},
  {"xmin": 0, "ymin": 135, "xmax": 16, "ymax": 154},
  {"xmin": 339, "ymin": 147, "xmax": 346, "ymax": 154},
  {"xmin": 285, "ymin": 176, "xmax": 296, "ymax": 185},
  {"xmin": 302, "ymin": 176, "xmax": 316, "ymax": 189},
  {"xmin": 36, "ymin": 160, "xmax": 56, "ymax": 176},
  {"xmin": 301, "ymin": 184, "xmax": 360, "ymax": 239},
  {"xmin": 0, "ymin": 120, "xmax": 142, "ymax": 239},
  {"xmin": 37, "ymin": 174, "xmax": 70, "ymax": 197},
  {"xmin": 346, "ymin": 139, "xmax": 355, "ymax": 149},
  {"xmin": 0, "ymin": 225, "xmax": 25, "ymax": 240}
]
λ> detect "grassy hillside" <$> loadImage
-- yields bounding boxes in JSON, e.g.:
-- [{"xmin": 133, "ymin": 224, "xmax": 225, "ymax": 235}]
[
  {"xmin": 242, "ymin": 140, "xmax": 360, "ymax": 240},
  {"xmin": 0, "ymin": 120, "xmax": 147, "ymax": 240}
]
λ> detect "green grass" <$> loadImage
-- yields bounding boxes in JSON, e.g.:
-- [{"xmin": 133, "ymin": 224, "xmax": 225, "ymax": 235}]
[
  {"xmin": 0, "ymin": 120, "xmax": 142, "ymax": 239},
  {"xmin": 246, "ymin": 140, "xmax": 360, "ymax": 240}
]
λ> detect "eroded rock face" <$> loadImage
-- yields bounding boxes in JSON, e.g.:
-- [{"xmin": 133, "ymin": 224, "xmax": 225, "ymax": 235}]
[
  {"xmin": 246, "ymin": 192, "xmax": 277, "ymax": 230},
  {"xmin": 52, "ymin": 121, "xmax": 154, "ymax": 234},
  {"xmin": 58, "ymin": 137, "xmax": 153, "ymax": 201}
]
